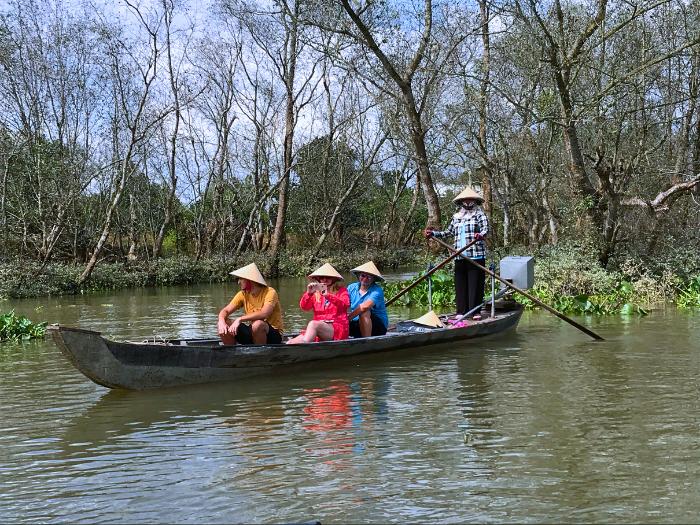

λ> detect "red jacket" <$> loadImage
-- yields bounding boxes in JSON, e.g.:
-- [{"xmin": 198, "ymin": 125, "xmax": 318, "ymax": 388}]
[{"xmin": 299, "ymin": 287, "xmax": 350, "ymax": 340}]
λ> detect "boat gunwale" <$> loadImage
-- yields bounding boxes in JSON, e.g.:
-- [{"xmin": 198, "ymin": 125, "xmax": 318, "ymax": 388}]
[
  {"xmin": 48, "ymin": 306, "xmax": 523, "ymax": 389},
  {"xmin": 48, "ymin": 306, "xmax": 521, "ymax": 353}
]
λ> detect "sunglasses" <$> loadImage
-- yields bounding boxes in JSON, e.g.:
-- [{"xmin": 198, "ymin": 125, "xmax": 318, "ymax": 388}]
[{"xmin": 359, "ymin": 273, "xmax": 373, "ymax": 279}]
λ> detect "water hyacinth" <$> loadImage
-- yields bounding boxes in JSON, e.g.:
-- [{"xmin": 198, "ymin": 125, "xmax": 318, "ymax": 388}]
[
  {"xmin": 0, "ymin": 311, "xmax": 47, "ymax": 342},
  {"xmin": 384, "ymin": 269, "xmax": 456, "ymax": 307},
  {"xmin": 384, "ymin": 266, "xmax": 656, "ymax": 315},
  {"xmin": 676, "ymin": 276, "xmax": 700, "ymax": 308}
]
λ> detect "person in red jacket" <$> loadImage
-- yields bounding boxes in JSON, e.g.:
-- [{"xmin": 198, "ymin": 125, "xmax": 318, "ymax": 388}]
[{"xmin": 286, "ymin": 263, "xmax": 350, "ymax": 344}]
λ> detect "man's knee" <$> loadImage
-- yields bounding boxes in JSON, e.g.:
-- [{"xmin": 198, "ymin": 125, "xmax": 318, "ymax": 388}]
[
  {"xmin": 359, "ymin": 310, "xmax": 371, "ymax": 320},
  {"xmin": 219, "ymin": 334, "xmax": 236, "ymax": 345},
  {"xmin": 251, "ymin": 320, "xmax": 268, "ymax": 333}
]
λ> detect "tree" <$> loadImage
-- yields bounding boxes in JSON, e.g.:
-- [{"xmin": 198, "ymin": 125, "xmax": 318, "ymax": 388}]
[{"xmin": 79, "ymin": 1, "xmax": 171, "ymax": 283}]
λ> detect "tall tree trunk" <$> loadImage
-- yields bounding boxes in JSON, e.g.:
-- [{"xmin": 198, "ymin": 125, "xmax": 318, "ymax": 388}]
[
  {"xmin": 153, "ymin": 2, "xmax": 182, "ymax": 258},
  {"xmin": 268, "ymin": 0, "xmax": 299, "ymax": 277},
  {"xmin": 402, "ymin": 92, "xmax": 441, "ymax": 228},
  {"xmin": 0, "ymin": 149, "xmax": 11, "ymax": 250},
  {"xmin": 79, "ymin": 161, "xmax": 131, "ymax": 284},
  {"xmin": 127, "ymin": 192, "xmax": 138, "ymax": 261},
  {"xmin": 478, "ymin": 0, "xmax": 492, "ymax": 216},
  {"xmin": 339, "ymin": 0, "xmax": 442, "ymax": 228}
]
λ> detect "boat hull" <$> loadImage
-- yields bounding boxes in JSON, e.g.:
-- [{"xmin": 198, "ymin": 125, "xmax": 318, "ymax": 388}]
[{"xmin": 49, "ymin": 307, "xmax": 522, "ymax": 390}]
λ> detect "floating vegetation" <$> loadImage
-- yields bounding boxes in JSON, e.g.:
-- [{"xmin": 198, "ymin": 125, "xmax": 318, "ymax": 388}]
[
  {"xmin": 676, "ymin": 276, "xmax": 700, "ymax": 309},
  {"xmin": 0, "ymin": 310, "xmax": 47, "ymax": 342},
  {"xmin": 385, "ymin": 268, "xmax": 653, "ymax": 315},
  {"xmin": 384, "ymin": 269, "xmax": 456, "ymax": 307}
]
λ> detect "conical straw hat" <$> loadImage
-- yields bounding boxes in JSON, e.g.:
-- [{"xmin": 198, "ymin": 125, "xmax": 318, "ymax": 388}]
[
  {"xmin": 308, "ymin": 262, "xmax": 343, "ymax": 281},
  {"xmin": 351, "ymin": 261, "xmax": 384, "ymax": 282},
  {"xmin": 452, "ymin": 186, "xmax": 484, "ymax": 203},
  {"xmin": 413, "ymin": 310, "xmax": 444, "ymax": 328},
  {"xmin": 229, "ymin": 262, "xmax": 267, "ymax": 286}
]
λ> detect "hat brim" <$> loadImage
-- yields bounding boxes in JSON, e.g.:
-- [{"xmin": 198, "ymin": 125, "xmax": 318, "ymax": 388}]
[
  {"xmin": 352, "ymin": 270, "xmax": 384, "ymax": 282},
  {"xmin": 308, "ymin": 274, "xmax": 343, "ymax": 281},
  {"xmin": 453, "ymin": 195, "xmax": 484, "ymax": 203}
]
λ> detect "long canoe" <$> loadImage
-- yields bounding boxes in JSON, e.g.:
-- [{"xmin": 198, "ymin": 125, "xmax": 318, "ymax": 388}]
[{"xmin": 48, "ymin": 304, "xmax": 522, "ymax": 390}]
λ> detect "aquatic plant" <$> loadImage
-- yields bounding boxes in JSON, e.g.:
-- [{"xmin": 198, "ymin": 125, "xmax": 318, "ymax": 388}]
[
  {"xmin": 516, "ymin": 280, "xmax": 648, "ymax": 315},
  {"xmin": 676, "ymin": 276, "xmax": 700, "ymax": 308},
  {"xmin": 384, "ymin": 269, "xmax": 456, "ymax": 307},
  {"xmin": 385, "ymin": 246, "xmax": 656, "ymax": 315},
  {"xmin": 0, "ymin": 310, "xmax": 47, "ymax": 342}
]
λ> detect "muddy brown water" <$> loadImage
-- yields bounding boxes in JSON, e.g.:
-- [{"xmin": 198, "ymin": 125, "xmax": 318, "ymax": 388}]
[{"xmin": 1, "ymin": 276, "xmax": 699, "ymax": 523}]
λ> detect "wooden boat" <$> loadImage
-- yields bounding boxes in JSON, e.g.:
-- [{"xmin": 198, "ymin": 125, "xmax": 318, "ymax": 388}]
[{"xmin": 48, "ymin": 302, "xmax": 522, "ymax": 390}]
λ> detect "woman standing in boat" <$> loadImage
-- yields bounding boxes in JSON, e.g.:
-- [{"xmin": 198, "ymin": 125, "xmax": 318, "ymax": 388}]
[
  {"xmin": 347, "ymin": 261, "xmax": 389, "ymax": 337},
  {"xmin": 217, "ymin": 262, "xmax": 284, "ymax": 345},
  {"xmin": 424, "ymin": 186, "xmax": 489, "ymax": 319},
  {"xmin": 287, "ymin": 263, "xmax": 350, "ymax": 344}
]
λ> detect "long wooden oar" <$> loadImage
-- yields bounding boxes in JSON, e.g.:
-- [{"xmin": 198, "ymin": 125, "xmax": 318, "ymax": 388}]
[
  {"xmin": 385, "ymin": 238, "xmax": 479, "ymax": 306},
  {"xmin": 430, "ymin": 237, "xmax": 605, "ymax": 341}
]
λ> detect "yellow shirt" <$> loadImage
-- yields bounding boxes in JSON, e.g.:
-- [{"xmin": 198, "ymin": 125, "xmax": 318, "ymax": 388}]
[{"xmin": 229, "ymin": 286, "xmax": 284, "ymax": 332}]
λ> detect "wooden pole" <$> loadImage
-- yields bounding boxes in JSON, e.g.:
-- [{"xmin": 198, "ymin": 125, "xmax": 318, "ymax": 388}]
[
  {"xmin": 385, "ymin": 238, "xmax": 479, "ymax": 306},
  {"xmin": 430, "ymin": 237, "xmax": 605, "ymax": 341}
]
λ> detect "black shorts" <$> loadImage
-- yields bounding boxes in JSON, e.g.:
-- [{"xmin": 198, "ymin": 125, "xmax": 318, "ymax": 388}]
[
  {"xmin": 349, "ymin": 313, "xmax": 388, "ymax": 338},
  {"xmin": 235, "ymin": 322, "xmax": 283, "ymax": 345}
]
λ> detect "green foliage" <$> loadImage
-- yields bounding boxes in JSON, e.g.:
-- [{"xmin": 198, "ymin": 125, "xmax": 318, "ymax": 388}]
[
  {"xmin": 383, "ymin": 242, "xmax": 666, "ymax": 315},
  {"xmin": 517, "ymin": 280, "xmax": 648, "ymax": 316},
  {"xmin": 287, "ymin": 135, "xmax": 361, "ymax": 242},
  {"xmin": 0, "ymin": 310, "xmax": 46, "ymax": 342},
  {"xmin": 509, "ymin": 242, "xmax": 662, "ymax": 315},
  {"xmin": 676, "ymin": 276, "xmax": 700, "ymax": 308},
  {"xmin": 384, "ymin": 269, "xmax": 456, "ymax": 307},
  {"xmin": 161, "ymin": 230, "xmax": 178, "ymax": 256}
]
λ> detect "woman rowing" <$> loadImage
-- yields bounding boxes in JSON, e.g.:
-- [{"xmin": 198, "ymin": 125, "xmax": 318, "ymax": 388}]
[{"xmin": 424, "ymin": 186, "xmax": 489, "ymax": 319}]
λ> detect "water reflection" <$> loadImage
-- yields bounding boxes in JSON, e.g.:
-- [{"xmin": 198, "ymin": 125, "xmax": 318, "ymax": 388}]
[{"xmin": 303, "ymin": 383, "xmax": 354, "ymax": 433}]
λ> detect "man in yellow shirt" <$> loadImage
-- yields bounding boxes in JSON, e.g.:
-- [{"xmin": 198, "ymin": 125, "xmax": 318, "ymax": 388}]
[{"xmin": 217, "ymin": 263, "xmax": 284, "ymax": 345}]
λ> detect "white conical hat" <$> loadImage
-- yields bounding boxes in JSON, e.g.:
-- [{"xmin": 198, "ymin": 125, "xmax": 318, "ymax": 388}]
[
  {"xmin": 351, "ymin": 261, "xmax": 384, "ymax": 282},
  {"xmin": 413, "ymin": 310, "xmax": 444, "ymax": 328},
  {"xmin": 229, "ymin": 262, "xmax": 267, "ymax": 286},
  {"xmin": 308, "ymin": 262, "xmax": 343, "ymax": 281},
  {"xmin": 452, "ymin": 186, "xmax": 484, "ymax": 203}
]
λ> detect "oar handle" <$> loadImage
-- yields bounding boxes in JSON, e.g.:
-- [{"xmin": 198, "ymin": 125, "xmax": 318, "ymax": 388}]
[
  {"xmin": 385, "ymin": 237, "xmax": 479, "ymax": 306},
  {"xmin": 430, "ymin": 237, "xmax": 605, "ymax": 341}
]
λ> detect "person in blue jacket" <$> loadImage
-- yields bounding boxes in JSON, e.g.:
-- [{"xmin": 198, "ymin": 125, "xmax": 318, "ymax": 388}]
[{"xmin": 347, "ymin": 261, "xmax": 388, "ymax": 338}]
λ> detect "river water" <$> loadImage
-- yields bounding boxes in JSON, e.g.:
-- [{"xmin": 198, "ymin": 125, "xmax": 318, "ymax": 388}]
[{"xmin": 1, "ymin": 276, "xmax": 699, "ymax": 523}]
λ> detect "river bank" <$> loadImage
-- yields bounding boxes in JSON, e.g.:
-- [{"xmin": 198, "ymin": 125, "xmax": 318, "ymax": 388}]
[
  {"xmin": 0, "ymin": 247, "xmax": 425, "ymax": 300},
  {"xmin": 2, "ymin": 242, "xmax": 699, "ymax": 315}
]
